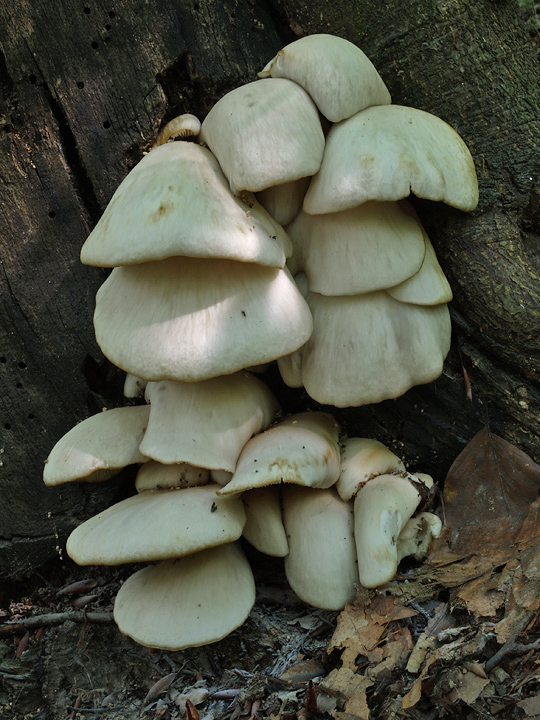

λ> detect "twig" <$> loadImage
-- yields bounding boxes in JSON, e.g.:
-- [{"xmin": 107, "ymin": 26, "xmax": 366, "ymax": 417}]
[
  {"xmin": 485, "ymin": 611, "xmax": 538, "ymax": 673},
  {"xmin": 0, "ymin": 611, "xmax": 114, "ymax": 637}
]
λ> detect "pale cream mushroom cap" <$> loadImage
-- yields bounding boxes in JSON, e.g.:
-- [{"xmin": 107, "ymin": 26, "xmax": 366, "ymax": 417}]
[
  {"xmin": 396, "ymin": 512, "xmax": 442, "ymax": 562},
  {"xmin": 210, "ymin": 469, "xmax": 234, "ymax": 486},
  {"xmin": 139, "ymin": 373, "xmax": 279, "ymax": 472},
  {"xmin": 303, "ymin": 105, "xmax": 479, "ymax": 215},
  {"xmin": 286, "ymin": 201, "xmax": 426, "ymax": 295},
  {"xmin": 277, "ymin": 276, "xmax": 451, "ymax": 407},
  {"xmin": 123, "ymin": 374, "xmax": 148, "ymax": 398},
  {"xmin": 242, "ymin": 486, "xmax": 289, "ymax": 557},
  {"xmin": 135, "ymin": 460, "xmax": 209, "ymax": 492},
  {"xmin": 219, "ymin": 411, "xmax": 341, "ymax": 496},
  {"xmin": 283, "ymin": 486, "xmax": 358, "ymax": 610},
  {"xmin": 337, "ymin": 438, "xmax": 406, "ymax": 502},
  {"xmin": 387, "ymin": 228, "xmax": 453, "ymax": 305},
  {"xmin": 43, "ymin": 406, "xmax": 149, "ymax": 487},
  {"xmin": 258, "ymin": 34, "xmax": 391, "ymax": 123},
  {"xmin": 354, "ymin": 473, "xmax": 433, "ymax": 588},
  {"xmin": 94, "ymin": 258, "xmax": 313, "ymax": 382},
  {"xmin": 81, "ymin": 143, "xmax": 291, "ymax": 268},
  {"xmin": 256, "ymin": 177, "xmax": 311, "ymax": 227},
  {"xmin": 113, "ymin": 543, "xmax": 255, "ymax": 650},
  {"xmin": 199, "ymin": 78, "xmax": 325, "ymax": 194},
  {"xmin": 66, "ymin": 484, "xmax": 245, "ymax": 565},
  {"xmin": 152, "ymin": 113, "xmax": 201, "ymax": 147}
]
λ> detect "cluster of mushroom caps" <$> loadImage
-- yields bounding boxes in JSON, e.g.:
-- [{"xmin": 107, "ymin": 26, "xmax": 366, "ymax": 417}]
[{"xmin": 43, "ymin": 33, "xmax": 478, "ymax": 651}]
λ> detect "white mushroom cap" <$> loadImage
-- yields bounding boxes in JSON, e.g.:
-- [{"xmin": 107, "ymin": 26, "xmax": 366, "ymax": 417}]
[
  {"xmin": 210, "ymin": 469, "xmax": 234, "ymax": 486},
  {"xmin": 387, "ymin": 228, "xmax": 453, "ymax": 305},
  {"xmin": 113, "ymin": 543, "xmax": 255, "ymax": 650},
  {"xmin": 123, "ymin": 374, "xmax": 148, "ymax": 398},
  {"xmin": 81, "ymin": 142, "xmax": 292, "ymax": 268},
  {"xmin": 396, "ymin": 512, "xmax": 442, "ymax": 562},
  {"xmin": 219, "ymin": 411, "xmax": 341, "ymax": 496},
  {"xmin": 258, "ymin": 34, "xmax": 391, "ymax": 123},
  {"xmin": 93, "ymin": 258, "xmax": 313, "ymax": 382},
  {"xmin": 152, "ymin": 113, "xmax": 201, "ymax": 147},
  {"xmin": 199, "ymin": 78, "xmax": 325, "ymax": 194},
  {"xmin": 277, "ymin": 276, "xmax": 451, "ymax": 407},
  {"xmin": 337, "ymin": 438, "xmax": 406, "ymax": 502},
  {"xmin": 286, "ymin": 201, "xmax": 426, "ymax": 295},
  {"xmin": 354, "ymin": 473, "xmax": 431, "ymax": 588},
  {"xmin": 303, "ymin": 105, "xmax": 479, "ymax": 215},
  {"xmin": 139, "ymin": 373, "xmax": 279, "ymax": 472},
  {"xmin": 282, "ymin": 486, "xmax": 358, "ymax": 610},
  {"xmin": 256, "ymin": 176, "xmax": 311, "ymax": 227},
  {"xmin": 135, "ymin": 460, "xmax": 209, "ymax": 492},
  {"xmin": 43, "ymin": 406, "xmax": 150, "ymax": 486},
  {"xmin": 66, "ymin": 484, "xmax": 245, "ymax": 565},
  {"xmin": 242, "ymin": 486, "xmax": 289, "ymax": 557}
]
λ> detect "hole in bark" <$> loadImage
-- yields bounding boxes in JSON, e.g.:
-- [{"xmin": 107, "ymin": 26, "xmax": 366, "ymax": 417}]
[
  {"xmin": 0, "ymin": 357, "xmax": 6, "ymax": 363},
  {"xmin": 29, "ymin": 74, "xmax": 37, "ymax": 84},
  {"xmin": 77, "ymin": 81, "xmax": 84, "ymax": 89},
  {"xmin": 108, "ymin": 10, "xmax": 115, "ymax": 18},
  {"xmin": 4, "ymin": 424, "xmax": 11, "ymax": 430},
  {"xmin": 18, "ymin": 361, "xmax": 27, "ymax": 369},
  {"xmin": 104, "ymin": 36, "xmax": 111, "ymax": 43},
  {"xmin": 28, "ymin": 414, "xmax": 35, "ymax": 420},
  {"xmin": 103, "ymin": 120, "xmax": 111, "ymax": 129},
  {"xmin": 48, "ymin": 211, "xmax": 56, "ymax": 219},
  {"xmin": 16, "ymin": 383, "xmax": 22, "ymax": 389},
  {"xmin": 105, "ymin": 24, "xmax": 111, "ymax": 30},
  {"xmin": 91, "ymin": 41, "xmax": 99, "ymax": 49},
  {"xmin": 83, "ymin": 6, "xmax": 91, "ymax": 13}
]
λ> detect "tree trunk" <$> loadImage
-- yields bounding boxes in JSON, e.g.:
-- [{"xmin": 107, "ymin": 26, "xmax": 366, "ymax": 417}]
[{"xmin": 0, "ymin": 0, "xmax": 538, "ymax": 577}]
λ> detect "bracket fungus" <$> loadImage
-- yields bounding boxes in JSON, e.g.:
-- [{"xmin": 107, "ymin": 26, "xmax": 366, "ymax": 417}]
[{"xmin": 43, "ymin": 31, "xmax": 478, "ymax": 649}]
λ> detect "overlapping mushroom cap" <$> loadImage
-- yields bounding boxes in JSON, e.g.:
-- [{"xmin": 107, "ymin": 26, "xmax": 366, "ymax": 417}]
[
  {"xmin": 304, "ymin": 105, "xmax": 479, "ymax": 214},
  {"xmin": 94, "ymin": 258, "xmax": 313, "ymax": 382},
  {"xmin": 43, "ymin": 406, "xmax": 150, "ymax": 486},
  {"xmin": 258, "ymin": 34, "xmax": 391, "ymax": 122},
  {"xmin": 81, "ymin": 142, "xmax": 291, "ymax": 268},
  {"xmin": 200, "ymin": 78, "xmax": 325, "ymax": 194}
]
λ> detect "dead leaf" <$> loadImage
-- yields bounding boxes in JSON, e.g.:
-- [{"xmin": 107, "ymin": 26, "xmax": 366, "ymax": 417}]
[
  {"xmin": 402, "ymin": 652, "xmax": 438, "ymax": 709},
  {"xmin": 447, "ymin": 669, "xmax": 490, "ymax": 704},
  {"xmin": 519, "ymin": 694, "xmax": 540, "ymax": 716}
]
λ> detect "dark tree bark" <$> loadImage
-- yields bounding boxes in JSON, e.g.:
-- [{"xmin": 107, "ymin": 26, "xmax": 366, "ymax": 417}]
[{"xmin": 0, "ymin": 0, "xmax": 538, "ymax": 577}]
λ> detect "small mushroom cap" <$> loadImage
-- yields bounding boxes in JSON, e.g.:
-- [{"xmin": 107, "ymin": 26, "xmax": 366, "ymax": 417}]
[
  {"xmin": 258, "ymin": 34, "xmax": 391, "ymax": 123},
  {"xmin": 81, "ymin": 142, "xmax": 291, "ymax": 268},
  {"xmin": 337, "ymin": 438, "xmax": 406, "ymax": 502},
  {"xmin": 66, "ymin": 484, "xmax": 245, "ymax": 565},
  {"xmin": 256, "ymin": 176, "xmax": 311, "ymax": 227},
  {"xmin": 354, "ymin": 473, "xmax": 423, "ymax": 588},
  {"xmin": 303, "ymin": 105, "xmax": 479, "ymax": 215},
  {"xmin": 123, "ymin": 374, "xmax": 148, "ymax": 398},
  {"xmin": 278, "ymin": 277, "xmax": 451, "ymax": 407},
  {"xmin": 283, "ymin": 485, "xmax": 358, "ymax": 610},
  {"xmin": 242, "ymin": 486, "xmax": 289, "ymax": 557},
  {"xmin": 139, "ymin": 373, "xmax": 279, "ymax": 472},
  {"xmin": 387, "ymin": 228, "xmax": 453, "ymax": 305},
  {"xmin": 94, "ymin": 258, "xmax": 313, "ymax": 382},
  {"xmin": 113, "ymin": 543, "xmax": 255, "ymax": 650},
  {"xmin": 286, "ymin": 201, "xmax": 426, "ymax": 295},
  {"xmin": 199, "ymin": 78, "xmax": 325, "ymax": 194},
  {"xmin": 219, "ymin": 411, "xmax": 341, "ymax": 496},
  {"xmin": 43, "ymin": 406, "xmax": 150, "ymax": 486},
  {"xmin": 135, "ymin": 460, "xmax": 209, "ymax": 492},
  {"xmin": 153, "ymin": 113, "xmax": 201, "ymax": 146},
  {"xmin": 396, "ymin": 512, "xmax": 442, "ymax": 562}
]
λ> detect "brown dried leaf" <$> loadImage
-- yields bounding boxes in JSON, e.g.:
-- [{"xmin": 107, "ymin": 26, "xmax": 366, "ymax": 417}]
[
  {"xmin": 447, "ymin": 669, "xmax": 490, "ymax": 704},
  {"xmin": 401, "ymin": 652, "xmax": 438, "ymax": 709}
]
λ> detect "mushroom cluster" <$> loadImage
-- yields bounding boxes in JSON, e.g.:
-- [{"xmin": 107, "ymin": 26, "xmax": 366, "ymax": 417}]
[{"xmin": 44, "ymin": 33, "xmax": 477, "ymax": 650}]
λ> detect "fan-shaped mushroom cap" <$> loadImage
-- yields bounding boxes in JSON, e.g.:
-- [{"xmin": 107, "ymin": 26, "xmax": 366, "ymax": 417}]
[
  {"xmin": 219, "ymin": 412, "xmax": 341, "ymax": 496},
  {"xmin": 387, "ymin": 229, "xmax": 453, "ymax": 305},
  {"xmin": 277, "ymin": 276, "xmax": 451, "ymax": 407},
  {"xmin": 256, "ymin": 176, "xmax": 311, "ymax": 227},
  {"xmin": 80, "ymin": 143, "xmax": 291, "ymax": 268},
  {"xmin": 283, "ymin": 486, "xmax": 358, "ymax": 610},
  {"xmin": 94, "ymin": 258, "xmax": 313, "ymax": 382},
  {"xmin": 199, "ymin": 79, "xmax": 325, "ymax": 194},
  {"xmin": 354, "ymin": 473, "xmax": 432, "ymax": 588},
  {"xmin": 337, "ymin": 438, "xmax": 405, "ymax": 502},
  {"xmin": 242, "ymin": 486, "xmax": 289, "ymax": 557},
  {"xmin": 286, "ymin": 201, "xmax": 426, "ymax": 295},
  {"xmin": 135, "ymin": 460, "xmax": 209, "ymax": 492},
  {"xmin": 43, "ymin": 406, "xmax": 150, "ymax": 487},
  {"xmin": 66, "ymin": 484, "xmax": 245, "ymax": 565},
  {"xmin": 139, "ymin": 373, "xmax": 279, "ymax": 472},
  {"xmin": 304, "ymin": 105, "xmax": 479, "ymax": 215},
  {"xmin": 396, "ymin": 512, "xmax": 442, "ymax": 562},
  {"xmin": 113, "ymin": 543, "xmax": 255, "ymax": 650},
  {"xmin": 258, "ymin": 34, "xmax": 391, "ymax": 123},
  {"xmin": 153, "ymin": 113, "xmax": 201, "ymax": 146}
]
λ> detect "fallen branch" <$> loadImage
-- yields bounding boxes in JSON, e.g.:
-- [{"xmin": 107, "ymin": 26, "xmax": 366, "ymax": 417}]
[{"xmin": 0, "ymin": 611, "xmax": 114, "ymax": 637}]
